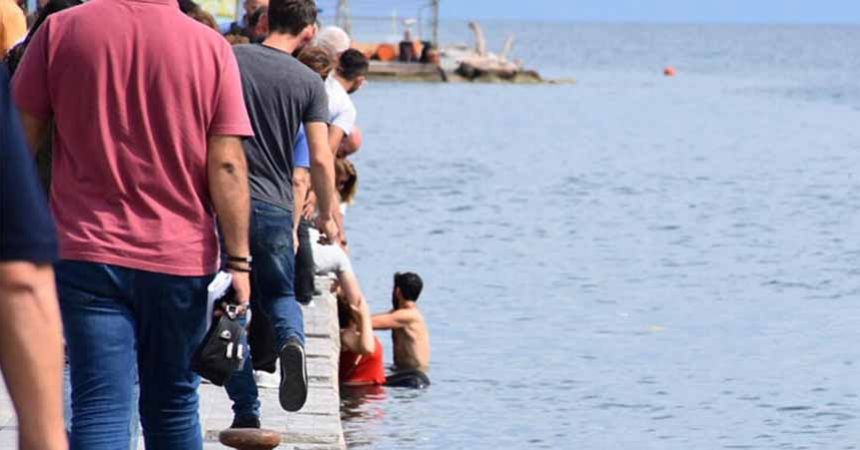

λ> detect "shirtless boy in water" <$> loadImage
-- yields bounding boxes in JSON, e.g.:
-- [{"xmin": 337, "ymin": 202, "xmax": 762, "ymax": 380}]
[{"xmin": 372, "ymin": 272, "xmax": 431, "ymax": 388}]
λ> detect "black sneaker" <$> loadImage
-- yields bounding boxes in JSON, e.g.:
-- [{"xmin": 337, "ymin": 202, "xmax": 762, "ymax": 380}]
[
  {"xmin": 230, "ymin": 415, "xmax": 261, "ymax": 429},
  {"xmin": 278, "ymin": 337, "xmax": 308, "ymax": 412}
]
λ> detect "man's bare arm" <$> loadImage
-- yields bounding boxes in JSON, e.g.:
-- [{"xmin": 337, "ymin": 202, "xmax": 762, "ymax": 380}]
[
  {"xmin": 328, "ymin": 125, "xmax": 346, "ymax": 157},
  {"xmin": 372, "ymin": 310, "xmax": 415, "ymax": 330},
  {"xmin": 19, "ymin": 111, "xmax": 50, "ymax": 156},
  {"xmin": 305, "ymin": 122, "xmax": 339, "ymax": 243},
  {"xmin": 292, "ymin": 167, "xmax": 311, "ymax": 232},
  {"xmin": 208, "ymin": 135, "xmax": 251, "ymax": 305},
  {"xmin": 0, "ymin": 263, "xmax": 67, "ymax": 450}
]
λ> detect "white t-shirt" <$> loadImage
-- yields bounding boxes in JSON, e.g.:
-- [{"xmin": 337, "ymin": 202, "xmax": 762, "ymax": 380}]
[{"xmin": 325, "ymin": 75, "xmax": 356, "ymax": 135}]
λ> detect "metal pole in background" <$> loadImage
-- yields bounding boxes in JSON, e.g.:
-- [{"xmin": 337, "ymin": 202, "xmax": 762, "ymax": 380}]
[
  {"xmin": 431, "ymin": 0, "xmax": 440, "ymax": 47},
  {"xmin": 336, "ymin": 0, "xmax": 352, "ymax": 35}
]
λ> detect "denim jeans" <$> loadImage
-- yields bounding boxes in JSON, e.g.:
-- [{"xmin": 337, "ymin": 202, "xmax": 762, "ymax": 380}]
[
  {"xmin": 225, "ymin": 200, "xmax": 305, "ymax": 420},
  {"xmin": 64, "ymin": 363, "xmax": 140, "ymax": 450},
  {"xmin": 57, "ymin": 260, "xmax": 213, "ymax": 450}
]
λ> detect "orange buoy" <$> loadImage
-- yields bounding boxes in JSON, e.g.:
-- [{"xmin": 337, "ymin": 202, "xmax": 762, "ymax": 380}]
[
  {"xmin": 664, "ymin": 66, "xmax": 677, "ymax": 77},
  {"xmin": 375, "ymin": 44, "xmax": 397, "ymax": 62}
]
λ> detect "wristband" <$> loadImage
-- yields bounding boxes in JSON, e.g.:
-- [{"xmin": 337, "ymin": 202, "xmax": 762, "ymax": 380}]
[
  {"xmin": 227, "ymin": 255, "xmax": 253, "ymax": 264},
  {"xmin": 226, "ymin": 263, "xmax": 252, "ymax": 273}
]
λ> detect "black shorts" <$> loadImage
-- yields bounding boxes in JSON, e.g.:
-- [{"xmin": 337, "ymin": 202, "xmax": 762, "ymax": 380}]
[{"xmin": 385, "ymin": 369, "xmax": 431, "ymax": 389}]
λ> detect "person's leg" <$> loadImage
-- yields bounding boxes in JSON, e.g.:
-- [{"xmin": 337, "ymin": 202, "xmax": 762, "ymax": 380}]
[
  {"xmin": 294, "ymin": 219, "xmax": 315, "ymax": 304},
  {"xmin": 130, "ymin": 379, "xmax": 140, "ymax": 450},
  {"xmin": 63, "ymin": 350, "xmax": 139, "ymax": 449},
  {"xmin": 64, "ymin": 360, "xmax": 71, "ymax": 433},
  {"xmin": 250, "ymin": 201, "xmax": 306, "ymax": 411},
  {"xmin": 56, "ymin": 261, "xmax": 137, "ymax": 450},
  {"xmin": 134, "ymin": 269, "xmax": 212, "ymax": 450},
  {"xmin": 224, "ymin": 313, "xmax": 261, "ymax": 426},
  {"xmin": 251, "ymin": 201, "xmax": 304, "ymax": 347},
  {"xmin": 217, "ymin": 226, "xmax": 263, "ymax": 425}
]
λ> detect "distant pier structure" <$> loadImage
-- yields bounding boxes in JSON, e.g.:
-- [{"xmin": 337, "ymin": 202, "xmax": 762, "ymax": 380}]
[{"xmin": 320, "ymin": 0, "xmax": 552, "ymax": 83}]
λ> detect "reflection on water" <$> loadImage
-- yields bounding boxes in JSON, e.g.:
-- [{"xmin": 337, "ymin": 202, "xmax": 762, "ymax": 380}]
[
  {"xmin": 341, "ymin": 22, "xmax": 860, "ymax": 450},
  {"xmin": 341, "ymin": 386, "xmax": 432, "ymax": 449}
]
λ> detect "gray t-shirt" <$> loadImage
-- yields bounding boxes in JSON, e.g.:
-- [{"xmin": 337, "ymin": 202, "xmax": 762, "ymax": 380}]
[{"xmin": 233, "ymin": 44, "xmax": 329, "ymax": 211}]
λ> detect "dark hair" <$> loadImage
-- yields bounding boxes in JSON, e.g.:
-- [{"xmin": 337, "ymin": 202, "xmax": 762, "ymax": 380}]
[
  {"xmin": 247, "ymin": 6, "xmax": 268, "ymax": 29},
  {"xmin": 298, "ymin": 43, "xmax": 334, "ymax": 78},
  {"xmin": 337, "ymin": 292, "xmax": 351, "ymax": 329},
  {"xmin": 394, "ymin": 272, "xmax": 423, "ymax": 302},
  {"xmin": 337, "ymin": 49, "xmax": 369, "ymax": 81},
  {"xmin": 178, "ymin": 0, "xmax": 198, "ymax": 14},
  {"xmin": 267, "ymin": 0, "xmax": 317, "ymax": 36}
]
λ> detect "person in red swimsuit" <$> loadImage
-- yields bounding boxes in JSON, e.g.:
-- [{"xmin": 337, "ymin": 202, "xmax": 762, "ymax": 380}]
[{"xmin": 337, "ymin": 292, "xmax": 385, "ymax": 386}]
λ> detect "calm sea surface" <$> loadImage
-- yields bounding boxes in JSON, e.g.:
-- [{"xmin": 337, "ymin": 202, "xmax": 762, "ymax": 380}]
[{"xmin": 339, "ymin": 22, "xmax": 860, "ymax": 449}]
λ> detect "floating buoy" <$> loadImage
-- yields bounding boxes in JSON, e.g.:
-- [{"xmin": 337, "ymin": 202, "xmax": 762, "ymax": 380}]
[
  {"xmin": 664, "ymin": 66, "xmax": 677, "ymax": 77},
  {"xmin": 375, "ymin": 43, "xmax": 397, "ymax": 62}
]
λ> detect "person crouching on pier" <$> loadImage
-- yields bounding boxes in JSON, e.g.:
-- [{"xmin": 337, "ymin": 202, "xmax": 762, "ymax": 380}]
[{"xmin": 373, "ymin": 273, "xmax": 432, "ymax": 388}]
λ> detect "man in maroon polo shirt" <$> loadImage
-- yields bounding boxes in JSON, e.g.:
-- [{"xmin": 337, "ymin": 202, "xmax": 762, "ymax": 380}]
[{"xmin": 12, "ymin": 0, "xmax": 254, "ymax": 448}]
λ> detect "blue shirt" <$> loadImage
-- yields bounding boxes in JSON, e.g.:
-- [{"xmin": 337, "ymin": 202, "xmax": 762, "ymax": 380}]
[
  {"xmin": 294, "ymin": 125, "xmax": 310, "ymax": 169},
  {"xmin": 0, "ymin": 63, "xmax": 58, "ymax": 262}
]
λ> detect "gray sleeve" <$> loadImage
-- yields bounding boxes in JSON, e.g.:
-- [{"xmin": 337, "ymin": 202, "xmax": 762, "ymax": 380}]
[{"xmin": 304, "ymin": 78, "xmax": 329, "ymax": 124}]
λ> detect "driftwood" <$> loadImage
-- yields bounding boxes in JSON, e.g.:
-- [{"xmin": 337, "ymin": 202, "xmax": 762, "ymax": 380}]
[
  {"xmin": 468, "ymin": 21, "xmax": 488, "ymax": 56},
  {"xmin": 455, "ymin": 21, "xmax": 523, "ymax": 81},
  {"xmin": 500, "ymin": 35, "xmax": 516, "ymax": 61}
]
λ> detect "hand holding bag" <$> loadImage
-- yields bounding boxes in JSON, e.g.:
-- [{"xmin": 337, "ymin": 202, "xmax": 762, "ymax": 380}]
[{"xmin": 191, "ymin": 302, "xmax": 247, "ymax": 386}]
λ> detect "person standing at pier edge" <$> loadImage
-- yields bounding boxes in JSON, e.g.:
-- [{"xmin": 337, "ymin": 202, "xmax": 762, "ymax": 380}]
[
  {"xmin": 11, "ymin": 0, "xmax": 254, "ymax": 448},
  {"xmin": 373, "ymin": 272, "xmax": 432, "ymax": 388},
  {"xmin": 325, "ymin": 48, "xmax": 368, "ymax": 156},
  {"xmin": 225, "ymin": 0, "xmax": 340, "ymax": 428},
  {"xmin": 315, "ymin": 48, "xmax": 368, "ymax": 248},
  {"xmin": 0, "ymin": 62, "xmax": 67, "ymax": 450}
]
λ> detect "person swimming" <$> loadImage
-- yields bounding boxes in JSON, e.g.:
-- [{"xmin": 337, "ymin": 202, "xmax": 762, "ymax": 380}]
[{"xmin": 372, "ymin": 272, "xmax": 431, "ymax": 388}]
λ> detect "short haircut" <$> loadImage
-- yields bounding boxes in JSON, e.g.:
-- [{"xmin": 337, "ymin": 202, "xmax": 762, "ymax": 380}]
[
  {"xmin": 337, "ymin": 49, "xmax": 369, "ymax": 81},
  {"xmin": 394, "ymin": 272, "xmax": 423, "ymax": 302},
  {"xmin": 267, "ymin": 0, "xmax": 317, "ymax": 36},
  {"xmin": 298, "ymin": 43, "xmax": 335, "ymax": 78}
]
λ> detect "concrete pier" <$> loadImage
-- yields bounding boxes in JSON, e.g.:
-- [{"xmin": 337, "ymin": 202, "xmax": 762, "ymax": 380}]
[{"xmin": 0, "ymin": 279, "xmax": 346, "ymax": 450}]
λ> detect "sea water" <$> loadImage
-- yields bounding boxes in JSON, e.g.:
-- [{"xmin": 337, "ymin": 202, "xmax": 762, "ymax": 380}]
[{"xmin": 341, "ymin": 21, "xmax": 860, "ymax": 449}]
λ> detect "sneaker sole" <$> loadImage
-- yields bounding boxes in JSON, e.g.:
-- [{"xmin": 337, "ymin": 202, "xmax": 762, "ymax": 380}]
[{"xmin": 279, "ymin": 343, "xmax": 308, "ymax": 412}]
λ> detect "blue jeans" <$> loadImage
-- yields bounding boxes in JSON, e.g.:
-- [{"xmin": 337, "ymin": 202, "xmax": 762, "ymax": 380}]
[
  {"xmin": 64, "ymin": 363, "xmax": 140, "ymax": 450},
  {"xmin": 57, "ymin": 260, "xmax": 213, "ymax": 450},
  {"xmin": 225, "ymin": 200, "xmax": 305, "ymax": 419}
]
